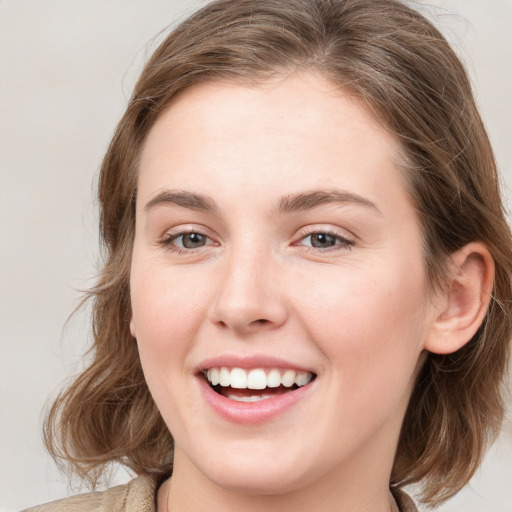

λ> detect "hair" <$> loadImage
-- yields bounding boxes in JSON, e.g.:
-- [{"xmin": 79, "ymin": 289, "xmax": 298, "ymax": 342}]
[{"xmin": 44, "ymin": 0, "xmax": 512, "ymax": 507}]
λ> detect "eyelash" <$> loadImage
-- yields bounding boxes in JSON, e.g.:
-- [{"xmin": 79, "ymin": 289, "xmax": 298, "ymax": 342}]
[
  {"xmin": 158, "ymin": 229, "xmax": 216, "ymax": 255},
  {"xmin": 294, "ymin": 229, "xmax": 355, "ymax": 252},
  {"xmin": 158, "ymin": 228, "xmax": 355, "ymax": 254}
]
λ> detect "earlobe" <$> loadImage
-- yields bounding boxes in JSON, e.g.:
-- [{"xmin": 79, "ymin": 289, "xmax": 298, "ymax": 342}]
[
  {"xmin": 425, "ymin": 242, "xmax": 494, "ymax": 355},
  {"xmin": 130, "ymin": 317, "xmax": 137, "ymax": 339}
]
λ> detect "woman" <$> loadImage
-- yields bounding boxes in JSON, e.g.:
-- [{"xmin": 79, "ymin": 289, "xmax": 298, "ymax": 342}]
[{"xmin": 24, "ymin": 0, "xmax": 512, "ymax": 511}]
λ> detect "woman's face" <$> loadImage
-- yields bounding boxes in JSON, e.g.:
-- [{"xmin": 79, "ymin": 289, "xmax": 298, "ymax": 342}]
[{"xmin": 130, "ymin": 73, "xmax": 439, "ymax": 495}]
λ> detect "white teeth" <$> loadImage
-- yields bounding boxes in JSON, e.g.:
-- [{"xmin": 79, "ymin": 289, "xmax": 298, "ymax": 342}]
[
  {"xmin": 247, "ymin": 369, "xmax": 267, "ymax": 389},
  {"xmin": 281, "ymin": 369, "xmax": 296, "ymax": 388},
  {"xmin": 230, "ymin": 368, "xmax": 247, "ymax": 389},
  {"xmin": 219, "ymin": 367, "xmax": 230, "ymax": 387},
  {"xmin": 267, "ymin": 369, "xmax": 281, "ymax": 388},
  {"xmin": 295, "ymin": 371, "xmax": 312, "ymax": 387},
  {"xmin": 205, "ymin": 366, "xmax": 314, "ymax": 390},
  {"xmin": 227, "ymin": 394, "xmax": 269, "ymax": 402},
  {"xmin": 210, "ymin": 367, "xmax": 220, "ymax": 386}
]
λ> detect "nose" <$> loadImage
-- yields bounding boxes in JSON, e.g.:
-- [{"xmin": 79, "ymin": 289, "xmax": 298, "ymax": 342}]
[{"xmin": 209, "ymin": 247, "xmax": 288, "ymax": 335}]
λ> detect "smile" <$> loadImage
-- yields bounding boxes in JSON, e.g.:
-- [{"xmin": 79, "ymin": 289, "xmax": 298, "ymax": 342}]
[{"xmin": 204, "ymin": 367, "xmax": 315, "ymax": 403}]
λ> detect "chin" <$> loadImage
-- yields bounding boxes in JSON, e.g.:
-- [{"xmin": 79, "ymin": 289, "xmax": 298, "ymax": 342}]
[
  {"xmin": 190, "ymin": 448, "xmax": 313, "ymax": 496},
  {"xmin": 210, "ymin": 469, "xmax": 309, "ymax": 496}
]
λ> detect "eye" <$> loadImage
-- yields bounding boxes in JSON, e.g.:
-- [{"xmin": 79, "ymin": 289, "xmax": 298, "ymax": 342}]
[
  {"xmin": 298, "ymin": 231, "xmax": 354, "ymax": 250},
  {"xmin": 174, "ymin": 232, "xmax": 209, "ymax": 249},
  {"xmin": 159, "ymin": 230, "xmax": 217, "ymax": 252}
]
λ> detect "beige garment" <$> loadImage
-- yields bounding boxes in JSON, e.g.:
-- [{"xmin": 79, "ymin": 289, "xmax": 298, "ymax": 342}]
[
  {"xmin": 22, "ymin": 475, "xmax": 418, "ymax": 512},
  {"xmin": 22, "ymin": 475, "xmax": 157, "ymax": 512}
]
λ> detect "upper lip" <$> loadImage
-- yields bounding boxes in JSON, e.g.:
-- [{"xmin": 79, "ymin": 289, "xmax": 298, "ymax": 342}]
[{"xmin": 197, "ymin": 354, "xmax": 316, "ymax": 374}]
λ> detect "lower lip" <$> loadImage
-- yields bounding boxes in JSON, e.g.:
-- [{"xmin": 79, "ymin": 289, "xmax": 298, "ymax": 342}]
[{"xmin": 197, "ymin": 376, "xmax": 314, "ymax": 425}]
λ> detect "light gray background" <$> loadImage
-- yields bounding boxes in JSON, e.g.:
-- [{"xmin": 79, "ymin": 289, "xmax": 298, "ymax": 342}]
[{"xmin": 1, "ymin": 1, "xmax": 511, "ymax": 510}]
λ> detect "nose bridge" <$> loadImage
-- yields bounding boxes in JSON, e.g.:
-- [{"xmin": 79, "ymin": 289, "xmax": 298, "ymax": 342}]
[{"xmin": 210, "ymin": 238, "xmax": 287, "ymax": 333}]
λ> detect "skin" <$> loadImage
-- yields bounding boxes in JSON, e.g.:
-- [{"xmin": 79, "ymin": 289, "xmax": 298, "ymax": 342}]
[{"xmin": 129, "ymin": 72, "xmax": 490, "ymax": 512}]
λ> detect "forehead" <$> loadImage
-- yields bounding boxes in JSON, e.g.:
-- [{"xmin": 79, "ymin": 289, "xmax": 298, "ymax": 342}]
[{"xmin": 138, "ymin": 73, "xmax": 411, "ymax": 220}]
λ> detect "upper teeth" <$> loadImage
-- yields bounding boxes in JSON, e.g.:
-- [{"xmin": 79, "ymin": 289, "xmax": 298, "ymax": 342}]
[{"xmin": 205, "ymin": 367, "xmax": 313, "ymax": 389}]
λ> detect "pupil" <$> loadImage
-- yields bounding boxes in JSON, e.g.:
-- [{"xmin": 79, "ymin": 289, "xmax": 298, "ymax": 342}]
[
  {"xmin": 311, "ymin": 233, "xmax": 335, "ymax": 248},
  {"xmin": 183, "ymin": 233, "xmax": 205, "ymax": 248}
]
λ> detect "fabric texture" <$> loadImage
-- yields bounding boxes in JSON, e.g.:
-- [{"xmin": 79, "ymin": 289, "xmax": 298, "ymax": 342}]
[
  {"xmin": 22, "ymin": 475, "xmax": 157, "ymax": 512},
  {"xmin": 23, "ymin": 475, "xmax": 418, "ymax": 512}
]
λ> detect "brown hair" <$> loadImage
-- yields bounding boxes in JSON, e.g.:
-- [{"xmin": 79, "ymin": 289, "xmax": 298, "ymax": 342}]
[{"xmin": 44, "ymin": 0, "xmax": 512, "ymax": 506}]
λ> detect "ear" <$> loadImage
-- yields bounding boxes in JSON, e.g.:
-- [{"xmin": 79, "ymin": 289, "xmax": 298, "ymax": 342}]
[
  {"xmin": 424, "ymin": 242, "xmax": 494, "ymax": 354},
  {"xmin": 130, "ymin": 316, "xmax": 137, "ymax": 339}
]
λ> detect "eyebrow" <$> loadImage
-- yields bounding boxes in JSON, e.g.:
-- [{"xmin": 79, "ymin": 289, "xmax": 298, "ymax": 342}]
[
  {"xmin": 144, "ymin": 188, "xmax": 380, "ymax": 215},
  {"xmin": 278, "ymin": 189, "xmax": 380, "ymax": 214},
  {"xmin": 144, "ymin": 190, "xmax": 217, "ymax": 213}
]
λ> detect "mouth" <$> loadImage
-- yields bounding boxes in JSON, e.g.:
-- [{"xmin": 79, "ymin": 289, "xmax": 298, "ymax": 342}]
[{"xmin": 203, "ymin": 367, "xmax": 316, "ymax": 402}]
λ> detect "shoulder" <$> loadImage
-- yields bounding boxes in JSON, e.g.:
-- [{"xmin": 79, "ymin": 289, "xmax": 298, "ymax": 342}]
[{"xmin": 21, "ymin": 475, "xmax": 157, "ymax": 512}]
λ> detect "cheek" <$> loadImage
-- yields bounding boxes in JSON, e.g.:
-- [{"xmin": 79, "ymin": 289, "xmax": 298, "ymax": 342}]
[
  {"xmin": 298, "ymin": 261, "xmax": 426, "ymax": 342},
  {"xmin": 130, "ymin": 263, "xmax": 210, "ymax": 351},
  {"xmin": 130, "ymin": 266, "xmax": 210, "ymax": 435},
  {"xmin": 129, "ymin": 264, "xmax": 208, "ymax": 409},
  {"xmin": 294, "ymin": 261, "xmax": 427, "ymax": 416}
]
